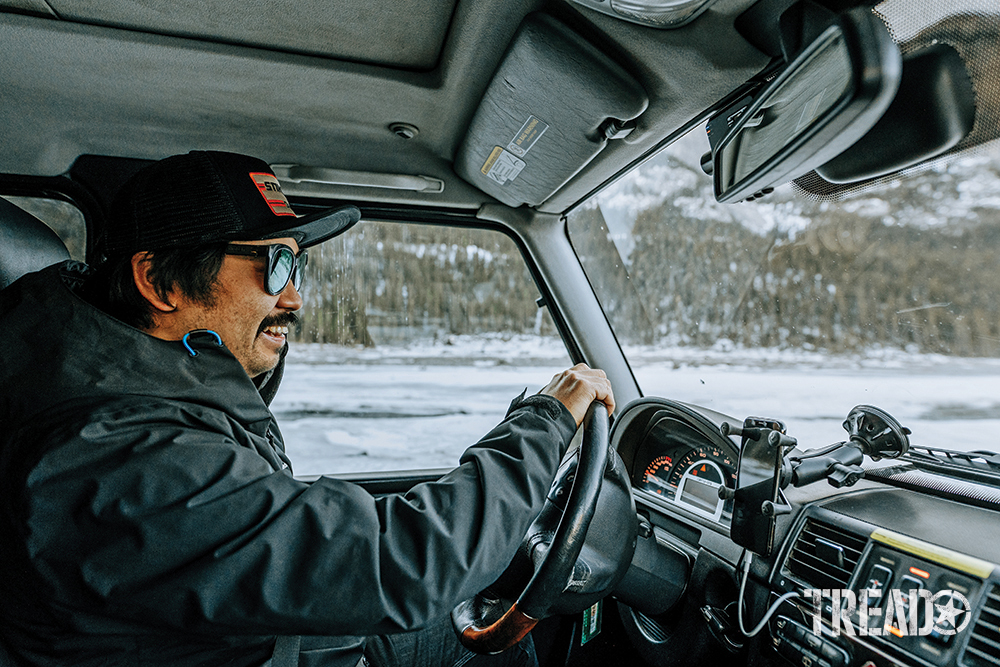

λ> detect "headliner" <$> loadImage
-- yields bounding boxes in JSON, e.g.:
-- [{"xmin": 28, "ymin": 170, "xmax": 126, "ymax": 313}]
[{"xmin": 0, "ymin": 0, "xmax": 768, "ymax": 213}]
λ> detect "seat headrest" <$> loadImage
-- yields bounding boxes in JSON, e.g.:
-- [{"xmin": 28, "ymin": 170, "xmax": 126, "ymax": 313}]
[{"xmin": 0, "ymin": 197, "xmax": 72, "ymax": 291}]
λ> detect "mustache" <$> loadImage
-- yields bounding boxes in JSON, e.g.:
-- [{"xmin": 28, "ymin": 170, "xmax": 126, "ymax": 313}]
[{"xmin": 258, "ymin": 311, "xmax": 299, "ymax": 336}]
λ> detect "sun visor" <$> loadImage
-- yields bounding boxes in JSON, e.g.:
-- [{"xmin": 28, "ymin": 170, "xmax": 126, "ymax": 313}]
[{"xmin": 455, "ymin": 14, "xmax": 647, "ymax": 208}]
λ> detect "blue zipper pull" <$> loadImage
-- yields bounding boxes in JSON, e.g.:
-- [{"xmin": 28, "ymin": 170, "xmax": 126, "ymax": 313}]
[{"xmin": 182, "ymin": 329, "xmax": 223, "ymax": 357}]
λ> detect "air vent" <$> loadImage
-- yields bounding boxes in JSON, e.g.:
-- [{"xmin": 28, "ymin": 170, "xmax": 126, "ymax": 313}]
[
  {"xmin": 785, "ymin": 519, "xmax": 867, "ymax": 590},
  {"xmin": 964, "ymin": 584, "xmax": 1000, "ymax": 667}
]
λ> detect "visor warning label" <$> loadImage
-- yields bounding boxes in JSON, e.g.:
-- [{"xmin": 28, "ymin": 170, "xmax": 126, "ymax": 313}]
[
  {"xmin": 507, "ymin": 115, "xmax": 548, "ymax": 157},
  {"xmin": 481, "ymin": 147, "xmax": 526, "ymax": 186}
]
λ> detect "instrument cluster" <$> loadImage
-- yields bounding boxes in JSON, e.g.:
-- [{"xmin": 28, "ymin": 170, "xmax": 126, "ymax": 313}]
[{"xmin": 632, "ymin": 409, "xmax": 738, "ymax": 526}]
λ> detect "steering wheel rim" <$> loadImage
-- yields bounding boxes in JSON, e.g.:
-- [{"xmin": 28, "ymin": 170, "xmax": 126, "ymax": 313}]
[{"xmin": 452, "ymin": 400, "xmax": 610, "ymax": 654}]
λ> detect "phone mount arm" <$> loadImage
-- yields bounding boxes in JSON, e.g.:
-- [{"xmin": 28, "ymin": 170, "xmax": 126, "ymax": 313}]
[
  {"xmin": 788, "ymin": 442, "xmax": 865, "ymax": 488},
  {"xmin": 722, "ymin": 405, "xmax": 911, "ymax": 494},
  {"xmin": 787, "ymin": 404, "xmax": 911, "ymax": 487}
]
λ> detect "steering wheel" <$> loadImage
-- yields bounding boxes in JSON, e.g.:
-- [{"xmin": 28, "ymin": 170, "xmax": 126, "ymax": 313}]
[{"xmin": 451, "ymin": 401, "xmax": 611, "ymax": 654}]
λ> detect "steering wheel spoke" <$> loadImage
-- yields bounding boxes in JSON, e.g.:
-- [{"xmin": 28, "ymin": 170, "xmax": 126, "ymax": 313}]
[{"xmin": 452, "ymin": 598, "xmax": 539, "ymax": 655}]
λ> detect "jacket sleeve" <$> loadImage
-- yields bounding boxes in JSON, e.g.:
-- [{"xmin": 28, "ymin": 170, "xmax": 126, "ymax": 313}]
[{"xmin": 22, "ymin": 394, "xmax": 578, "ymax": 637}]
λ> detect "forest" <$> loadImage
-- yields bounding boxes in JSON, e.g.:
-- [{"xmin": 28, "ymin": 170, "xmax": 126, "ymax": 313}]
[
  {"xmin": 571, "ymin": 155, "xmax": 1000, "ymax": 357},
  {"xmin": 293, "ymin": 222, "xmax": 557, "ymax": 346}
]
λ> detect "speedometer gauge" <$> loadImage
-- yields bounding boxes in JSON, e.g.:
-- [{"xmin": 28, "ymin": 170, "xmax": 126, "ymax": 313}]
[{"xmin": 669, "ymin": 445, "xmax": 736, "ymax": 521}]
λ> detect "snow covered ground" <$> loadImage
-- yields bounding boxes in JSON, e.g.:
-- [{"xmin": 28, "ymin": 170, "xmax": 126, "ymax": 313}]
[{"xmin": 272, "ymin": 337, "xmax": 1000, "ymax": 476}]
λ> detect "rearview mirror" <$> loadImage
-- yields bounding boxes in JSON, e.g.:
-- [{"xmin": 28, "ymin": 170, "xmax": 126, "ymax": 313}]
[
  {"xmin": 711, "ymin": 7, "xmax": 902, "ymax": 203},
  {"xmin": 815, "ymin": 43, "xmax": 975, "ymax": 184}
]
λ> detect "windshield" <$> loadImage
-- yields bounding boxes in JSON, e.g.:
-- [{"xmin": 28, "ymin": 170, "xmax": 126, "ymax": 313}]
[{"xmin": 567, "ymin": 126, "xmax": 1000, "ymax": 454}]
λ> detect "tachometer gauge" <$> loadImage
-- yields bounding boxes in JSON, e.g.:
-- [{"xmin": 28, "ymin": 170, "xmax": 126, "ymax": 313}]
[{"xmin": 640, "ymin": 455, "xmax": 675, "ymax": 497}]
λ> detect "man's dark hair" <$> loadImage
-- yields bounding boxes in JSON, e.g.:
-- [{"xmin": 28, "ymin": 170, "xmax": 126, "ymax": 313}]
[{"xmin": 85, "ymin": 244, "xmax": 228, "ymax": 330}]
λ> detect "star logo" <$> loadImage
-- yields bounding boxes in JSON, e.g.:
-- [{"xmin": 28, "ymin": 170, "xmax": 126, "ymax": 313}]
[{"xmin": 931, "ymin": 590, "xmax": 971, "ymax": 635}]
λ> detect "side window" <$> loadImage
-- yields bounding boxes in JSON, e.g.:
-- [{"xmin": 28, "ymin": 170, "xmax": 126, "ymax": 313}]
[
  {"xmin": 2, "ymin": 196, "xmax": 87, "ymax": 261},
  {"xmin": 274, "ymin": 221, "xmax": 571, "ymax": 475}
]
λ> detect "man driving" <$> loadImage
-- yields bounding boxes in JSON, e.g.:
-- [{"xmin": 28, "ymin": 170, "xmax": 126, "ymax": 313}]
[{"xmin": 0, "ymin": 151, "xmax": 614, "ymax": 667}]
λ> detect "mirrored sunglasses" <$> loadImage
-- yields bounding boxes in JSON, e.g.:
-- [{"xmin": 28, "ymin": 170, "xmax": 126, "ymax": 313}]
[{"xmin": 224, "ymin": 243, "xmax": 308, "ymax": 295}]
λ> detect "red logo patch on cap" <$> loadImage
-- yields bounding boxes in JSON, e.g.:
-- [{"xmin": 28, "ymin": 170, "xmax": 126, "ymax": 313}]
[{"xmin": 250, "ymin": 172, "xmax": 296, "ymax": 216}]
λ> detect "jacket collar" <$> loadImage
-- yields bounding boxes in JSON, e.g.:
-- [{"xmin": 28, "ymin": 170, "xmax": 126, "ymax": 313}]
[{"xmin": 0, "ymin": 262, "xmax": 276, "ymax": 435}]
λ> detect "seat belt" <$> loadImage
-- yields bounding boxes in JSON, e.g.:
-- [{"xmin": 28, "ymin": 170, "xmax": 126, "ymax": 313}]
[{"xmin": 270, "ymin": 635, "xmax": 301, "ymax": 667}]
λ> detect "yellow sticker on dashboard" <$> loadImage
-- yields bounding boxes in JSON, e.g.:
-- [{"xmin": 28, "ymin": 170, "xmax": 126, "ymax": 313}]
[{"xmin": 870, "ymin": 528, "xmax": 996, "ymax": 578}]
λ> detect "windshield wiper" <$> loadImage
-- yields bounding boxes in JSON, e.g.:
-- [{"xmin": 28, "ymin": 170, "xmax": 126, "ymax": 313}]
[{"xmin": 900, "ymin": 445, "xmax": 1000, "ymax": 486}]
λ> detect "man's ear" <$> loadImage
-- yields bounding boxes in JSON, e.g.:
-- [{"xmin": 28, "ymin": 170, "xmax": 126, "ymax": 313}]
[{"xmin": 131, "ymin": 252, "xmax": 178, "ymax": 313}]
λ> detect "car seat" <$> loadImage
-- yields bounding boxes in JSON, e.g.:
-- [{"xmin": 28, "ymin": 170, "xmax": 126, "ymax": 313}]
[
  {"xmin": 0, "ymin": 196, "xmax": 70, "ymax": 667},
  {"xmin": 0, "ymin": 196, "xmax": 72, "ymax": 292}
]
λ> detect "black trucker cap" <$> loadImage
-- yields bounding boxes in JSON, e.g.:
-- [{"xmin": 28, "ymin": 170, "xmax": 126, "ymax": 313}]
[{"xmin": 104, "ymin": 150, "xmax": 361, "ymax": 255}]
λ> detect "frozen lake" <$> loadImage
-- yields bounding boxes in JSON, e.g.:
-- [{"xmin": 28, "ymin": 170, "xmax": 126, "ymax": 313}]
[{"xmin": 272, "ymin": 340, "xmax": 1000, "ymax": 476}]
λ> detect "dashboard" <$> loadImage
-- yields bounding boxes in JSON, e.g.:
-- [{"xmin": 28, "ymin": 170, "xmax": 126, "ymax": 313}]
[{"xmin": 610, "ymin": 397, "xmax": 1000, "ymax": 667}]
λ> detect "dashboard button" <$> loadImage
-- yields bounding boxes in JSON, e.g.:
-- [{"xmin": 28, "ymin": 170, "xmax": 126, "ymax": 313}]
[
  {"xmin": 777, "ymin": 636, "xmax": 800, "ymax": 661},
  {"xmin": 866, "ymin": 564, "xmax": 893, "ymax": 593},
  {"xmin": 895, "ymin": 575, "xmax": 926, "ymax": 631},
  {"xmin": 776, "ymin": 615, "xmax": 805, "ymax": 642},
  {"xmin": 819, "ymin": 640, "xmax": 849, "ymax": 667},
  {"xmin": 799, "ymin": 650, "xmax": 820, "ymax": 667},
  {"xmin": 861, "ymin": 564, "xmax": 894, "ymax": 608}
]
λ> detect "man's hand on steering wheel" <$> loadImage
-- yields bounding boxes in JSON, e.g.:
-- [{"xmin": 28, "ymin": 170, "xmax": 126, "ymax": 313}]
[
  {"xmin": 453, "ymin": 364, "xmax": 628, "ymax": 655},
  {"xmin": 539, "ymin": 363, "xmax": 615, "ymax": 426}
]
